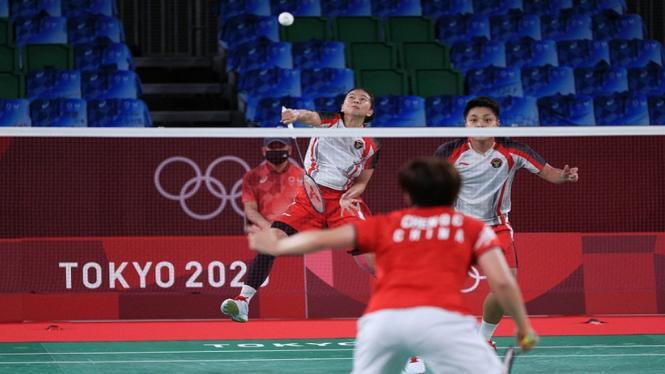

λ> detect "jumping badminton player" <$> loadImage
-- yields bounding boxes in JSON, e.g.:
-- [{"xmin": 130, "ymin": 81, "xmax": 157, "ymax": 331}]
[
  {"xmin": 435, "ymin": 96, "xmax": 579, "ymax": 350},
  {"xmin": 247, "ymin": 157, "xmax": 538, "ymax": 374},
  {"xmin": 221, "ymin": 87, "xmax": 380, "ymax": 323}
]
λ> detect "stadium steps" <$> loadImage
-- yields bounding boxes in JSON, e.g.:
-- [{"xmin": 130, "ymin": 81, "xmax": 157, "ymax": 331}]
[{"xmin": 135, "ymin": 56, "xmax": 245, "ymax": 127}]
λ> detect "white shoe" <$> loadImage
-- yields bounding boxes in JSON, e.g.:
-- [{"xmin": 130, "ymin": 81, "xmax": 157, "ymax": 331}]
[
  {"xmin": 403, "ymin": 356, "xmax": 425, "ymax": 374},
  {"xmin": 221, "ymin": 296, "xmax": 249, "ymax": 323}
]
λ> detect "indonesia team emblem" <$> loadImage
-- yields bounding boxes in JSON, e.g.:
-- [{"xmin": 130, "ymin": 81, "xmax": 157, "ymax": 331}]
[
  {"xmin": 491, "ymin": 158, "xmax": 503, "ymax": 168},
  {"xmin": 354, "ymin": 140, "xmax": 363, "ymax": 149}
]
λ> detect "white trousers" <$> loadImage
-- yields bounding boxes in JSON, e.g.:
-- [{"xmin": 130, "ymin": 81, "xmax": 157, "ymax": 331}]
[{"xmin": 352, "ymin": 307, "xmax": 503, "ymax": 374}]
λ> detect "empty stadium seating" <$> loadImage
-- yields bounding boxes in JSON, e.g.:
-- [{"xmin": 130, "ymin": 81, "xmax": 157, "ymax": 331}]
[{"xmin": 214, "ymin": 0, "xmax": 662, "ymax": 127}]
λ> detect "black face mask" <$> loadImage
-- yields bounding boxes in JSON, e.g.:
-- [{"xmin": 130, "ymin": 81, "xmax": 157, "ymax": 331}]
[{"xmin": 266, "ymin": 150, "xmax": 289, "ymax": 165}]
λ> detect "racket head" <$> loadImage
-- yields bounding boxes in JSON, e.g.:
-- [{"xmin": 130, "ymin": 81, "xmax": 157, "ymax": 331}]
[{"xmin": 302, "ymin": 174, "xmax": 325, "ymax": 214}]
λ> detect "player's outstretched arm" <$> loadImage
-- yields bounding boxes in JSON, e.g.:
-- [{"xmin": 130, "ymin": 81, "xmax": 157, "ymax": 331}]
[
  {"xmin": 280, "ymin": 108, "xmax": 322, "ymax": 127},
  {"xmin": 478, "ymin": 249, "xmax": 539, "ymax": 353},
  {"xmin": 247, "ymin": 224, "xmax": 356, "ymax": 256},
  {"xmin": 538, "ymin": 164, "xmax": 579, "ymax": 184}
]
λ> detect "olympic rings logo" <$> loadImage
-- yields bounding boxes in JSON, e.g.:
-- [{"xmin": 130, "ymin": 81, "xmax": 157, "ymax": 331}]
[
  {"xmin": 154, "ymin": 156, "xmax": 251, "ymax": 220},
  {"xmin": 461, "ymin": 266, "xmax": 487, "ymax": 293}
]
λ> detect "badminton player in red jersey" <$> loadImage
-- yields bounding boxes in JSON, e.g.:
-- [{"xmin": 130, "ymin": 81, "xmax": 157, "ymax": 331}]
[
  {"xmin": 221, "ymin": 88, "xmax": 381, "ymax": 323},
  {"xmin": 434, "ymin": 96, "xmax": 579, "ymax": 349},
  {"xmin": 247, "ymin": 157, "xmax": 538, "ymax": 374}
]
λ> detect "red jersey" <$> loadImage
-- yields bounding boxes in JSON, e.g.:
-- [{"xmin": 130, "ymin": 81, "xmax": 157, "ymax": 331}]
[
  {"xmin": 353, "ymin": 206, "xmax": 500, "ymax": 316},
  {"xmin": 242, "ymin": 162, "xmax": 304, "ymax": 223}
]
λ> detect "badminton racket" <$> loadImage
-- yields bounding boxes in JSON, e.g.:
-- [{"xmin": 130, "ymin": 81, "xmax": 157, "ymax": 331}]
[{"xmin": 282, "ymin": 106, "xmax": 325, "ymax": 214}]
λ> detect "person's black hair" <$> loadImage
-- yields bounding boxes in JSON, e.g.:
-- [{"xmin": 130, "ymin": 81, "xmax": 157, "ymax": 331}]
[
  {"xmin": 463, "ymin": 96, "xmax": 501, "ymax": 119},
  {"xmin": 398, "ymin": 157, "xmax": 461, "ymax": 207}
]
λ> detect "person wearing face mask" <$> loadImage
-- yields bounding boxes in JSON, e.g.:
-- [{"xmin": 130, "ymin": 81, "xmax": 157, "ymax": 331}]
[{"xmin": 241, "ymin": 138, "xmax": 304, "ymax": 231}]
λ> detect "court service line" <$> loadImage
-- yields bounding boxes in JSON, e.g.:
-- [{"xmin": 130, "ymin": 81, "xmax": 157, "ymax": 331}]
[
  {"xmin": 0, "ymin": 348, "xmax": 354, "ymax": 356},
  {"xmin": 0, "ymin": 357, "xmax": 353, "ymax": 365}
]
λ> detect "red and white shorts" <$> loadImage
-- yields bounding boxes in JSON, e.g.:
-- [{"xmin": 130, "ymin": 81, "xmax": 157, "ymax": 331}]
[
  {"xmin": 492, "ymin": 223, "xmax": 518, "ymax": 268},
  {"xmin": 273, "ymin": 184, "xmax": 372, "ymax": 235}
]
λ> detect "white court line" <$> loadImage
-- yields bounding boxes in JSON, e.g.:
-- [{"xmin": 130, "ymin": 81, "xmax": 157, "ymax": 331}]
[
  {"xmin": 4, "ymin": 354, "xmax": 665, "ymax": 365},
  {"xmin": 2, "ymin": 345, "xmax": 664, "ymax": 357},
  {"xmin": 0, "ymin": 348, "xmax": 353, "ymax": 356},
  {"xmin": 0, "ymin": 357, "xmax": 353, "ymax": 365}
]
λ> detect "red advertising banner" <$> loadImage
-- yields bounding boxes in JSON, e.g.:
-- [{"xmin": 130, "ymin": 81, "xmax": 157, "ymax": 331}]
[{"xmin": 1, "ymin": 233, "xmax": 664, "ymax": 322}]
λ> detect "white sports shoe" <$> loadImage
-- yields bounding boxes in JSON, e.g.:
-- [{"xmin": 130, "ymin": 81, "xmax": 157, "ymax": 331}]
[
  {"xmin": 221, "ymin": 296, "xmax": 249, "ymax": 323},
  {"xmin": 403, "ymin": 356, "xmax": 425, "ymax": 374}
]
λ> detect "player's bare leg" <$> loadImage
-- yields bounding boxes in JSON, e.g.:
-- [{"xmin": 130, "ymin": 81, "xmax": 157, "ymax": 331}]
[{"xmin": 479, "ymin": 268, "xmax": 517, "ymax": 348}]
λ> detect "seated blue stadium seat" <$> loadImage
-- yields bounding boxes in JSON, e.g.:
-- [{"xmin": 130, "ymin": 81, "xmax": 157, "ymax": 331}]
[
  {"xmin": 467, "ymin": 66, "xmax": 523, "ymax": 97},
  {"xmin": 214, "ymin": 0, "xmax": 270, "ymax": 30},
  {"xmin": 451, "ymin": 37, "xmax": 505, "ymax": 72},
  {"xmin": 437, "ymin": 14, "xmax": 489, "ymax": 44},
  {"xmin": 314, "ymin": 93, "xmax": 346, "ymax": 112},
  {"xmin": 87, "ymin": 98, "xmax": 152, "ymax": 127},
  {"xmin": 522, "ymin": 65, "xmax": 576, "ymax": 98},
  {"xmin": 239, "ymin": 67, "xmax": 301, "ymax": 121},
  {"xmin": 81, "ymin": 69, "xmax": 142, "ymax": 100},
  {"xmin": 628, "ymin": 62, "xmax": 665, "ymax": 96},
  {"xmin": 67, "ymin": 14, "xmax": 124, "ymax": 44},
  {"xmin": 292, "ymin": 40, "xmax": 345, "ymax": 69},
  {"xmin": 10, "ymin": 0, "xmax": 61, "ymax": 19},
  {"xmin": 609, "ymin": 39, "xmax": 664, "ymax": 69},
  {"xmin": 271, "ymin": 0, "xmax": 321, "ymax": 16},
  {"xmin": 62, "ymin": 0, "xmax": 118, "ymax": 17},
  {"xmin": 27, "ymin": 67, "xmax": 81, "ymax": 99},
  {"xmin": 592, "ymin": 9, "xmax": 645, "ymax": 41},
  {"xmin": 648, "ymin": 95, "xmax": 665, "ymax": 125},
  {"xmin": 523, "ymin": 0, "xmax": 572, "ymax": 15},
  {"xmin": 74, "ymin": 36, "xmax": 135, "ymax": 71},
  {"xmin": 371, "ymin": 0, "xmax": 422, "ymax": 19},
  {"xmin": 490, "ymin": 10, "xmax": 541, "ymax": 41},
  {"xmin": 571, "ymin": 0, "xmax": 626, "ymax": 15},
  {"xmin": 594, "ymin": 92, "xmax": 649, "ymax": 126},
  {"xmin": 541, "ymin": 13, "xmax": 592, "ymax": 41},
  {"xmin": 496, "ymin": 95, "xmax": 539, "ymax": 126},
  {"xmin": 421, "ymin": 0, "xmax": 472, "ymax": 19},
  {"xmin": 218, "ymin": 14, "xmax": 279, "ymax": 50},
  {"xmin": 537, "ymin": 93, "xmax": 595, "ymax": 126},
  {"xmin": 252, "ymin": 95, "xmax": 315, "ymax": 127},
  {"xmin": 321, "ymin": 0, "xmax": 371, "ymax": 17},
  {"xmin": 425, "ymin": 95, "xmax": 472, "ymax": 127},
  {"xmin": 14, "ymin": 13, "xmax": 67, "ymax": 45},
  {"xmin": 472, "ymin": 0, "xmax": 522, "ymax": 16},
  {"xmin": 227, "ymin": 38, "xmax": 292, "ymax": 73},
  {"xmin": 30, "ymin": 97, "xmax": 87, "ymax": 126},
  {"xmin": 0, "ymin": 0, "xmax": 8, "ymax": 17},
  {"xmin": 301, "ymin": 67, "xmax": 354, "ymax": 98},
  {"xmin": 505, "ymin": 38, "xmax": 558, "ymax": 68},
  {"xmin": 574, "ymin": 61, "xmax": 628, "ymax": 97},
  {"xmin": 0, "ymin": 99, "xmax": 31, "ymax": 126},
  {"xmin": 370, "ymin": 95, "xmax": 426, "ymax": 127},
  {"xmin": 558, "ymin": 39, "xmax": 610, "ymax": 68}
]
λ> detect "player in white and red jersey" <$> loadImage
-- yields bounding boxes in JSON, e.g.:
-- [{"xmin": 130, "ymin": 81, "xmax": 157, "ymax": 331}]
[
  {"xmin": 247, "ymin": 157, "xmax": 538, "ymax": 373},
  {"xmin": 221, "ymin": 88, "xmax": 381, "ymax": 325},
  {"xmin": 434, "ymin": 96, "xmax": 579, "ymax": 349}
]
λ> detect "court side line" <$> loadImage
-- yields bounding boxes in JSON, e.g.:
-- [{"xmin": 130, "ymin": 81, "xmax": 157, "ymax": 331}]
[
  {"xmin": 4, "ymin": 353, "xmax": 665, "ymax": 365},
  {"xmin": 0, "ymin": 358, "xmax": 353, "ymax": 365},
  {"xmin": 0, "ymin": 348, "xmax": 354, "ymax": 356},
  {"xmin": 2, "ymin": 345, "xmax": 664, "ymax": 357}
]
